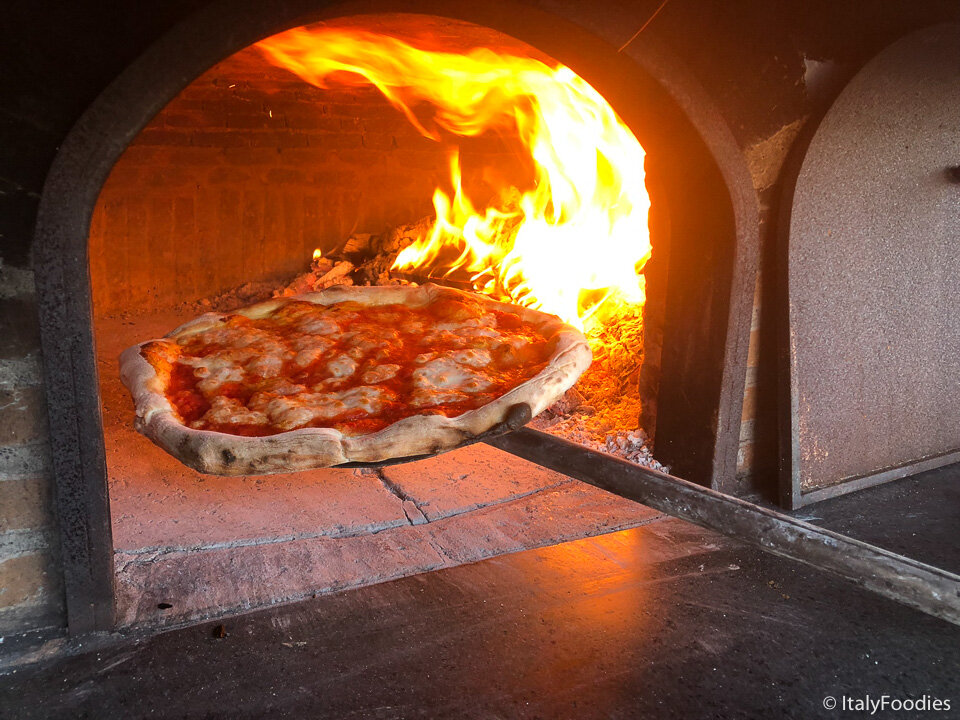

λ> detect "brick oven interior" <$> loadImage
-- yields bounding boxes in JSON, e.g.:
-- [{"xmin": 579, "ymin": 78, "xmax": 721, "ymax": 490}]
[{"xmin": 2, "ymin": 1, "xmax": 959, "ymax": 714}]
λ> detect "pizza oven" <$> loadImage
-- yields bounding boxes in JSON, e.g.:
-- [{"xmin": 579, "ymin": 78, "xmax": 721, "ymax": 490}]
[
  {"xmin": 17, "ymin": 1, "xmax": 956, "ymax": 642},
  {"xmin": 27, "ymin": 5, "xmax": 756, "ymax": 632}
]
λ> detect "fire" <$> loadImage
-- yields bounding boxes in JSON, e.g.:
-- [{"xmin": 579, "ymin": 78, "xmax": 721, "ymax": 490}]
[{"xmin": 257, "ymin": 24, "xmax": 651, "ymax": 331}]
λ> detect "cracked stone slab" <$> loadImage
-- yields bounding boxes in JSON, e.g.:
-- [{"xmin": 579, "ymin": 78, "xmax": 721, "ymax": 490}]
[
  {"xmin": 107, "ymin": 461, "xmax": 410, "ymax": 553},
  {"xmin": 114, "ymin": 522, "xmax": 450, "ymax": 628},
  {"xmin": 422, "ymin": 480, "xmax": 663, "ymax": 565},
  {"xmin": 380, "ymin": 443, "xmax": 571, "ymax": 522},
  {"xmin": 114, "ymin": 477, "xmax": 662, "ymax": 628}
]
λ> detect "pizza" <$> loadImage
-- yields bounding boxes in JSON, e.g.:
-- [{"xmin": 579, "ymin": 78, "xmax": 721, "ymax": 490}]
[{"xmin": 119, "ymin": 284, "xmax": 591, "ymax": 475}]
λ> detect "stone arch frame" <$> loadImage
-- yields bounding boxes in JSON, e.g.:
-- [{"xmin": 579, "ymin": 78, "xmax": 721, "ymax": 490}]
[{"xmin": 33, "ymin": 0, "xmax": 759, "ymax": 633}]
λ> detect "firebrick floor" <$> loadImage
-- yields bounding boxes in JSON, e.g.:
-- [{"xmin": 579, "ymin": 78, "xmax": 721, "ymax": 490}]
[{"xmin": 2, "ymin": 514, "xmax": 958, "ymax": 719}]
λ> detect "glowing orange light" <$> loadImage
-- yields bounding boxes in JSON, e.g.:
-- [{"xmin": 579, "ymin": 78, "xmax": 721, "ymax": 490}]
[{"xmin": 258, "ymin": 25, "xmax": 651, "ymax": 331}]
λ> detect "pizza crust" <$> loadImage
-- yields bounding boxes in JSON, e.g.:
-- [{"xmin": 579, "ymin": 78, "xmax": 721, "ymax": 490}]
[{"xmin": 119, "ymin": 284, "xmax": 591, "ymax": 476}]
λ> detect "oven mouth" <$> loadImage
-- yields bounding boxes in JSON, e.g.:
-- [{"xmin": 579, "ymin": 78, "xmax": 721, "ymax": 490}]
[{"xmin": 33, "ymin": 5, "xmax": 757, "ymax": 634}]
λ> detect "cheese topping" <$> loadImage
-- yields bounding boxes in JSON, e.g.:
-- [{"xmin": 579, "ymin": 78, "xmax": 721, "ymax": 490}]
[
  {"xmin": 412, "ymin": 357, "xmax": 492, "ymax": 393},
  {"xmin": 448, "ymin": 349, "xmax": 492, "ymax": 368},
  {"xmin": 362, "ymin": 363, "xmax": 401, "ymax": 384},
  {"xmin": 326, "ymin": 355, "xmax": 358, "ymax": 379},
  {"xmin": 150, "ymin": 297, "xmax": 556, "ymax": 437}
]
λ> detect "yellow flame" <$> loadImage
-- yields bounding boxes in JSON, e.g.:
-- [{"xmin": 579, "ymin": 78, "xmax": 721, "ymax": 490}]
[
  {"xmin": 312, "ymin": 248, "xmax": 323, "ymax": 261},
  {"xmin": 258, "ymin": 25, "xmax": 651, "ymax": 330}
]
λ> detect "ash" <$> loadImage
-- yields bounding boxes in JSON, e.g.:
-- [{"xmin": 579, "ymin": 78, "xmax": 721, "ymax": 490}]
[{"xmin": 530, "ymin": 303, "xmax": 668, "ymax": 473}]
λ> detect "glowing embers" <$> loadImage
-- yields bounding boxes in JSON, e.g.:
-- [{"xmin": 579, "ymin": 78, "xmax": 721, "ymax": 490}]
[{"xmin": 257, "ymin": 23, "xmax": 651, "ymax": 333}]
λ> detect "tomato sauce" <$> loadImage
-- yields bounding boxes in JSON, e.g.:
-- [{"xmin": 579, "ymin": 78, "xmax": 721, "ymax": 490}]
[{"xmin": 157, "ymin": 299, "xmax": 555, "ymax": 437}]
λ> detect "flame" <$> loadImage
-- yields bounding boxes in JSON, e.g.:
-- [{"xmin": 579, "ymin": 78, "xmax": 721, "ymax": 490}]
[{"xmin": 258, "ymin": 25, "xmax": 650, "ymax": 331}]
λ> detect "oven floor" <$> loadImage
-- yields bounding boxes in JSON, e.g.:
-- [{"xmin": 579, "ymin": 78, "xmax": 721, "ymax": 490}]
[
  {"xmin": 2, "ymin": 516, "xmax": 958, "ymax": 719},
  {"xmin": 791, "ymin": 463, "xmax": 960, "ymax": 574},
  {"xmin": 96, "ymin": 313, "xmax": 661, "ymax": 628}
]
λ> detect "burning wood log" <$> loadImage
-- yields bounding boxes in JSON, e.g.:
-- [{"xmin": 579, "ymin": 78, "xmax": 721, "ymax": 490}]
[
  {"xmin": 316, "ymin": 260, "xmax": 355, "ymax": 288},
  {"xmin": 278, "ymin": 216, "xmax": 437, "ymax": 296},
  {"xmin": 277, "ymin": 260, "xmax": 341, "ymax": 297},
  {"xmin": 350, "ymin": 216, "xmax": 433, "ymax": 286},
  {"xmin": 390, "ymin": 271, "xmax": 477, "ymax": 293},
  {"xmin": 276, "ymin": 257, "xmax": 354, "ymax": 296}
]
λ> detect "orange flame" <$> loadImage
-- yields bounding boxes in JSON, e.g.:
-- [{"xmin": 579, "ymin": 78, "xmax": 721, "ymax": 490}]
[{"xmin": 258, "ymin": 25, "xmax": 650, "ymax": 330}]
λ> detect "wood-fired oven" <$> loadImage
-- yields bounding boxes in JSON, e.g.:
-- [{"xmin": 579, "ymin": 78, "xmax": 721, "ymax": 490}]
[
  {"xmin": 32, "ymin": 2, "xmax": 756, "ymax": 634},
  {"xmin": 3, "ymin": 0, "xmax": 956, "ymax": 648}
]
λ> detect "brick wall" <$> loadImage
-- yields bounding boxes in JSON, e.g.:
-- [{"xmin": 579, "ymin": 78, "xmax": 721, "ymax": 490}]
[
  {"xmin": 0, "ymin": 0, "xmax": 201, "ymax": 649},
  {"xmin": 89, "ymin": 47, "xmax": 529, "ymax": 315},
  {"xmin": 0, "ymin": 263, "xmax": 64, "ymax": 637}
]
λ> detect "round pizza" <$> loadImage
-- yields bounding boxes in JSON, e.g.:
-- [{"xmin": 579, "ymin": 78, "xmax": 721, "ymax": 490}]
[{"xmin": 119, "ymin": 284, "xmax": 591, "ymax": 475}]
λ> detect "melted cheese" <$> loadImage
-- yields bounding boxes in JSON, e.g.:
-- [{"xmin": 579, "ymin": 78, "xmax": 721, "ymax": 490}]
[
  {"xmin": 289, "ymin": 335, "xmax": 335, "ymax": 369},
  {"xmin": 180, "ymin": 356, "xmax": 245, "ymax": 394},
  {"xmin": 362, "ymin": 364, "xmax": 401, "ymax": 384},
  {"xmin": 245, "ymin": 353, "xmax": 286, "ymax": 379},
  {"xmin": 294, "ymin": 315, "xmax": 340, "ymax": 335},
  {"xmin": 248, "ymin": 379, "xmax": 307, "ymax": 413},
  {"xmin": 420, "ymin": 330, "xmax": 467, "ymax": 348},
  {"xmin": 193, "ymin": 396, "xmax": 268, "ymax": 428},
  {"xmin": 192, "ymin": 323, "xmax": 273, "ymax": 349},
  {"xmin": 263, "ymin": 397, "xmax": 319, "ymax": 431},
  {"xmin": 326, "ymin": 354, "xmax": 358, "ymax": 379},
  {"xmin": 458, "ymin": 326, "xmax": 501, "ymax": 339},
  {"xmin": 325, "ymin": 385, "xmax": 394, "ymax": 416},
  {"xmin": 434, "ymin": 315, "xmax": 496, "ymax": 332},
  {"xmin": 447, "ymin": 349, "xmax": 492, "ymax": 368},
  {"xmin": 262, "ymin": 385, "xmax": 395, "ymax": 429},
  {"xmin": 342, "ymin": 328, "xmax": 395, "ymax": 361},
  {"xmin": 410, "ymin": 387, "xmax": 469, "ymax": 408},
  {"xmin": 413, "ymin": 358, "xmax": 491, "ymax": 393}
]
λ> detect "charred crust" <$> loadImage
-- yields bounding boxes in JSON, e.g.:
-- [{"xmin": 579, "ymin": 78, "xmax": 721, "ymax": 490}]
[
  {"xmin": 221, "ymin": 449, "xmax": 237, "ymax": 465},
  {"xmin": 175, "ymin": 437, "xmax": 203, "ymax": 471}
]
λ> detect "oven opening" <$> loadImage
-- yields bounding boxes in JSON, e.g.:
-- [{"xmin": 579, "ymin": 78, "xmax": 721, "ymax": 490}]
[{"xmin": 84, "ymin": 13, "xmax": 724, "ymax": 629}]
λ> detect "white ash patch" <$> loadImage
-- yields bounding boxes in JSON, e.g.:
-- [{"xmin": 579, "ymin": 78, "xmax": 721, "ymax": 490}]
[
  {"xmin": 177, "ymin": 280, "xmax": 279, "ymax": 315},
  {"xmin": 531, "ymin": 411, "xmax": 668, "ymax": 474}
]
